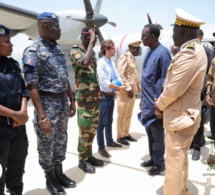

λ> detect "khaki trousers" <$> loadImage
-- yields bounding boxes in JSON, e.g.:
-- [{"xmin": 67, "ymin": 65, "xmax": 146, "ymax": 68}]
[
  {"xmin": 163, "ymin": 115, "xmax": 200, "ymax": 195},
  {"xmin": 116, "ymin": 93, "xmax": 135, "ymax": 138}
]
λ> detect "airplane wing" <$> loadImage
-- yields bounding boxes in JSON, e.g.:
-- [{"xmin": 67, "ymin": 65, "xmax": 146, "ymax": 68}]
[{"xmin": 0, "ymin": 2, "xmax": 38, "ymax": 36}]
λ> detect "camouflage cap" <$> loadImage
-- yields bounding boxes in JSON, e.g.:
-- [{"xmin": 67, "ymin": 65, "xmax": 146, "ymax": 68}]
[{"xmin": 81, "ymin": 27, "xmax": 98, "ymax": 35}]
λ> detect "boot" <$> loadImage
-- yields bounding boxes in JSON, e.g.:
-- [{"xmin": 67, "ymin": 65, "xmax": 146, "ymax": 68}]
[
  {"xmin": 54, "ymin": 164, "xmax": 76, "ymax": 188},
  {"xmin": 9, "ymin": 191, "xmax": 22, "ymax": 195},
  {"xmin": 45, "ymin": 170, "xmax": 66, "ymax": 195}
]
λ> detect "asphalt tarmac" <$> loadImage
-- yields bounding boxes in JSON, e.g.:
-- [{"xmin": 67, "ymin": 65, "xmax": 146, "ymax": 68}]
[{"xmin": 8, "ymin": 99, "xmax": 215, "ymax": 195}]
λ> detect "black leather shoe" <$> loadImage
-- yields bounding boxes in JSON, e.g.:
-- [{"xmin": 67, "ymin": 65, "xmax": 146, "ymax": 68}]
[
  {"xmin": 45, "ymin": 170, "xmax": 66, "ymax": 195},
  {"xmin": 148, "ymin": 165, "xmax": 165, "ymax": 175},
  {"xmin": 54, "ymin": 164, "xmax": 76, "ymax": 188},
  {"xmin": 208, "ymin": 135, "xmax": 214, "ymax": 140},
  {"xmin": 192, "ymin": 150, "xmax": 200, "ymax": 161},
  {"xmin": 140, "ymin": 159, "xmax": 153, "ymax": 167},
  {"xmin": 200, "ymin": 140, "xmax": 206, "ymax": 147},
  {"xmin": 87, "ymin": 156, "xmax": 104, "ymax": 166},
  {"xmin": 124, "ymin": 135, "xmax": 137, "ymax": 142},
  {"xmin": 98, "ymin": 149, "xmax": 111, "ymax": 158},
  {"xmin": 107, "ymin": 141, "xmax": 122, "ymax": 148},
  {"xmin": 7, "ymin": 190, "xmax": 22, "ymax": 195},
  {"xmin": 78, "ymin": 161, "xmax": 95, "ymax": 174},
  {"xmin": 117, "ymin": 137, "xmax": 130, "ymax": 145}
]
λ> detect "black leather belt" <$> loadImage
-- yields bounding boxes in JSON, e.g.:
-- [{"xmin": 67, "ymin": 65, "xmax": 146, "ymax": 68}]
[
  {"xmin": 39, "ymin": 91, "xmax": 66, "ymax": 98},
  {"xmin": 100, "ymin": 91, "xmax": 115, "ymax": 96},
  {"xmin": 0, "ymin": 116, "xmax": 12, "ymax": 125}
]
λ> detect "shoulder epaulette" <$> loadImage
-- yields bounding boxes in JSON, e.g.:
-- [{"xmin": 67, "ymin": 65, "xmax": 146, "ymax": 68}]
[
  {"xmin": 23, "ymin": 42, "xmax": 39, "ymax": 53},
  {"xmin": 72, "ymin": 45, "xmax": 79, "ymax": 48},
  {"xmin": 186, "ymin": 42, "xmax": 195, "ymax": 49},
  {"xmin": 28, "ymin": 46, "xmax": 37, "ymax": 51}
]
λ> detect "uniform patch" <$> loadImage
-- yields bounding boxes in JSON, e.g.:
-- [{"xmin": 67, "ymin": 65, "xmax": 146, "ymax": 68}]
[
  {"xmin": 24, "ymin": 57, "xmax": 35, "ymax": 66},
  {"xmin": 75, "ymin": 53, "xmax": 82, "ymax": 59},
  {"xmin": 186, "ymin": 42, "xmax": 195, "ymax": 49},
  {"xmin": 0, "ymin": 28, "xmax": 5, "ymax": 35}
]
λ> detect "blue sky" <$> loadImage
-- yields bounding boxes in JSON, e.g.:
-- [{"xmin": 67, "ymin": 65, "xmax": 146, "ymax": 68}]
[{"xmin": 3, "ymin": 0, "xmax": 215, "ymax": 35}]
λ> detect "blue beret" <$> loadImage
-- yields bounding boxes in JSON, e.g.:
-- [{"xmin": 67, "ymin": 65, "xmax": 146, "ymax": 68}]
[
  {"xmin": 0, "ymin": 24, "xmax": 10, "ymax": 37},
  {"xmin": 37, "ymin": 12, "xmax": 59, "ymax": 22}
]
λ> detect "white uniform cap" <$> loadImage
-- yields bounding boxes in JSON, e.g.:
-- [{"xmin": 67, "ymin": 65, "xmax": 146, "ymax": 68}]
[{"xmin": 175, "ymin": 8, "xmax": 205, "ymax": 28}]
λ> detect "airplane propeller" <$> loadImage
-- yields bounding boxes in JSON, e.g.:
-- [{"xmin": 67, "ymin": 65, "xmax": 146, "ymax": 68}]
[
  {"xmin": 72, "ymin": 0, "xmax": 116, "ymax": 43},
  {"xmin": 147, "ymin": 13, "xmax": 163, "ymax": 30}
]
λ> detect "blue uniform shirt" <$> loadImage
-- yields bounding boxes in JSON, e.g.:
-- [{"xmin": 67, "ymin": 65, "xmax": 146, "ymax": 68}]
[
  {"xmin": 139, "ymin": 43, "xmax": 171, "ymax": 127},
  {"xmin": 22, "ymin": 37, "xmax": 68, "ymax": 93}
]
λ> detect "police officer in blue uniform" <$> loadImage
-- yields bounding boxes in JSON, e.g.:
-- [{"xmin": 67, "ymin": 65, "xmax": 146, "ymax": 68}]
[
  {"xmin": 0, "ymin": 24, "xmax": 29, "ymax": 195},
  {"xmin": 22, "ymin": 13, "xmax": 76, "ymax": 195}
]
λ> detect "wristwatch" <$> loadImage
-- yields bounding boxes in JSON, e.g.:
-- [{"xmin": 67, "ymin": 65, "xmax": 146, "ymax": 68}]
[
  {"xmin": 70, "ymin": 97, "xmax": 75, "ymax": 102},
  {"xmin": 205, "ymin": 92, "xmax": 210, "ymax": 96}
]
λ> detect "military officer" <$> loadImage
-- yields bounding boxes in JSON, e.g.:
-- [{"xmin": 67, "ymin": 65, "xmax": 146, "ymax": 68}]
[
  {"xmin": 116, "ymin": 41, "xmax": 141, "ymax": 145},
  {"xmin": 154, "ymin": 8, "xmax": 207, "ymax": 195},
  {"xmin": 0, "ymin": 24, "xmax": 29, "ymax": 195},
  {"xmin": 22, "ymin": 12, "xmax": 76, "ymax": 195},
  {"xmin": 70, "ymin": 27, "xmax": 104, "ymax": 174}
]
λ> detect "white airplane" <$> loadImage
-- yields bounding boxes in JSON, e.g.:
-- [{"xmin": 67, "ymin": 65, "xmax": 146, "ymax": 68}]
[
  {"xmin": 0, "ymin": 0, "xmax": 115, "ymax": 88},
  {"xmin": 0, "ymin": 0, "xmax": 215, "ymax": 87}
]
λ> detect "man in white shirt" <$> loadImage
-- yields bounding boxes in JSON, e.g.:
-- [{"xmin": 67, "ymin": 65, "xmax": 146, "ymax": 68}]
[{"xmin": 97, "ymin": 39, "xmax": 125, "ymax": 158}]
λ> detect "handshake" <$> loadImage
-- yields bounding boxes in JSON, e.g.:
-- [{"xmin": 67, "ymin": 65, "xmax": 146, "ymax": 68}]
[{"xmin": 112, "ymin": 79, "xmax": 126, "ymax": 93}]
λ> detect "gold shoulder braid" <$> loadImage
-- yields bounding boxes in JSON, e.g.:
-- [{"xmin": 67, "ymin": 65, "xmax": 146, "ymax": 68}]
[{"xmin": 186, "ymin": 42, "xmax": 195, "ymax": 49}]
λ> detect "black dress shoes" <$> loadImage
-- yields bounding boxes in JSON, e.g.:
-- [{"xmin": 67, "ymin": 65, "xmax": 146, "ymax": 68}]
[
  {"xmin": 125, "ymin": 135, "xmax": 137, "ymax": 142},
  {"xmin": 208, "ymin": 135, "xmax": 214, "ymax": 140},
  {"xmin": 98, "ymin": 149, "xmax": 111, "ymax": 158},
  {"xmin": 148, "ymin": 165, "xmax": 165, "ymax": 175},
  {"xmin": 87, "ymin": 156, "xmax": 104, "ymax": 166},
  {"xmin": 107, "ymin": 141, "xmax": 122, "ymax": 148},
  {"xmin": 54, "ymin": 164, "xmax": 76, "ymax": 188},
  {"xmin": 192, "ymin": 149, "xmax": 200, "ymax": 161},
  {"xmin": 140, "ymin": 159, "xmax": 154, "ymax": 167},
  {"xmin": 117, "ymin": 137, "xmax": 130, "ymax": 145},
  {"xmin": 78, "ymin": 161, "xmax": 95, "ymax": 174}
]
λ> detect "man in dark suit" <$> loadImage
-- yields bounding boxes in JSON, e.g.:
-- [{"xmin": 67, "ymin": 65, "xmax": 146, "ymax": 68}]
[{"xmin": 190, "ymin": 29, "xmax": 214, "ymax": 161}]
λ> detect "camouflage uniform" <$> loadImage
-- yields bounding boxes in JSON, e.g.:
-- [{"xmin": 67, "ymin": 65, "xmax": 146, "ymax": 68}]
[
  {"xmin": 70, "ymin": 45, "xmax": 101, "ymax": 161},
  {"xmin": 22, "ymin": 37, "xmax": 70, "ymax": 171}
]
